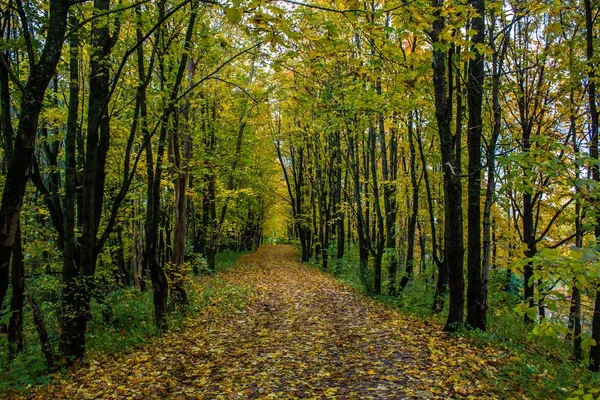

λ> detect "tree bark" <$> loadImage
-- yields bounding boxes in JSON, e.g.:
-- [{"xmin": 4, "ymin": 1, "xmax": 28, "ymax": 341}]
[
  {"xmin": 585, "ymin": 0, "xmax": 600, "ymax": 372},
  {"xmin": 60, "ymin": 0, "xmax": 118, "ymax": 360},
  {"xmin": 400, "ymin": 113, "xmax": 419, "ymax": 294},
  {"xmin": 28, "ymin": 292, "xmax": 55, "ymax": 370},
  {"xmin": 348, "ymin": 122, "xmax": 372, "ymax": 293},
  {"xmin": 0, "ymin": 0, "xmax": 70, "ymax": 314},
  {"xmin": 368, "ymin": 123, "xmax": 385, "ymax": 295},
  {"xmin": 465, "ymin": 0, "xmax": 485, "ymax": 331},
  {"xmin": 8, "ymin": 221, "xmax": 24, "ymax": 358},
  {"xmin": 170, "ymin": 56, "xmax": 197, "ymax": 307},
  {"xmin": 431, "ymin": 0, "xmax": 464, "ymax": 331},
  {"xmin": 482, "ymin": 10, "xmax": 509, "ymax": 330}
]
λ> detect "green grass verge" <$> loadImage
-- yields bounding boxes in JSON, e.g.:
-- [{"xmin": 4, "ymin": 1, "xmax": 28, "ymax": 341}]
[
  {"xmin": 306, "ymin": 241, "xmax": 600, "ymax": 399},
  {"xmin": 0, "ymin": 249, "xmax": 250, "ymax": 395}
]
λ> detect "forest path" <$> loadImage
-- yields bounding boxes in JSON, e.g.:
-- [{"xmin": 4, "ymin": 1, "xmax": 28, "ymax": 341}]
[{"xmin": 28, "ymin": 245, "xmax": 505, "ymax": 399}]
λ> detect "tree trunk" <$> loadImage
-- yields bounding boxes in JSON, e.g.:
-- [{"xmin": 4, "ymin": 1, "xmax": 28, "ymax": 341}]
[
  {"xmin": 146, "ymin": 0, "xmax": 197, "ymax": 325},
  {"xmin": 431, "ymin": 0, "xmax": 464, "ymax": 331},
  {"xmin": 332, "ymin": 131, "xmax": 345, "ymax": 262},
  {"xmin": 369, "ymin": 125, "xmax": 384, "ymax": 295},
  {"xmin": 568, "ymin": 285, "xmax": 583, "ymax": 361},
  {"xmin": 170, "ymin": 58, "xmax": 196, "ymax": 307},
  {"xmin": 145, "ymin": 0, "xmax": 169, "ymax": 330},
  {"xmin": 348, "ymin": 125, "xmax": 371, "ymax": 293},
  {"xmin": 585, "ymin": 0, "xmax": 600, "ymax": 372},
  {"xmin": 482, "ymin": 11, "xmax": 509, "ymax": 331},
  {"xmin": 28, "ymin": 292, "xmax": 55, "ymax": 370},
  {"xmin": 465, "ymin": 0, "xmax": 485, "ymax": 331},
  {"xmin": 414, "ymin": 113, "xmax": 446, "ymax": 312},
  {"xmin": 8, "ymin": 221, "xmax": 24, "ymax": 358},
  {"xmin": 60, "ymin": 0, "xmax": 116, "ymax": 360},
  {"xmin": 132, "ymin": 198, "xmax": 145, "ymax": 290},
  {"xmin": 566, "ymin": 79, "xmax": 583, "ymax": 361},
  {"xmin": 0, "ymin": 0, "xmax": 70, "ymax": 314},
  {"xmin": 400, "ymin": 114, "xmax": 419, "ymax": 294}
]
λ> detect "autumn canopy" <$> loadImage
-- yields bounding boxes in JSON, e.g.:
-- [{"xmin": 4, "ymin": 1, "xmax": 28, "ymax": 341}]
[{"xmin": 0, "ymin": 0, "xmax": 600, "ymax": 397}]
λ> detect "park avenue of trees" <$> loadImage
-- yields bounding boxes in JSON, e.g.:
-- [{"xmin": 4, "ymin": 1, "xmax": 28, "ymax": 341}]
[{"xmin": 1, "ymin": 0, "xmax": 600, "ymax": 394}]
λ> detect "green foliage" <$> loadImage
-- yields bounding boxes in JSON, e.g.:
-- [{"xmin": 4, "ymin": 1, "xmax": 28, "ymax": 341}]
[
  {"xmin": 313, "ymin": 243, "xmax": 599, "ymax": 398},
  {"xmin": 0, "ymin": 250, "xmax": 250, "ymax": 396},
  {"xmin": 191, "ymin": 253, "xmax": 211, "ymax": 275},
  {"xmin": 27, "ymin": 275, "xmax": 61, "ymax": 303},
  {"xmin": 461, "ymin": 321, "xmax": 600, "ymax": 399},
  {"xmin": 320, "ymin": 242, "xmax": 365, "ymax": 293},
  {"xmin": 215, "ymin": 250, "xmax": 250, "ymax": 273},
  {"xmin": 0, "ymin": 348, "xmax": 55, "ymax": 392},
  {"xmin": 86, "ymin": 288, "xmax": 158, "ymax": 354}
]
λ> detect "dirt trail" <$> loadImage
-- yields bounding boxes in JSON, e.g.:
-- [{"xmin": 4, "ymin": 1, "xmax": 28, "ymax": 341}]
[{"xmin": 26, "ymin": 245, "xmax": 504, "ymax": 399}]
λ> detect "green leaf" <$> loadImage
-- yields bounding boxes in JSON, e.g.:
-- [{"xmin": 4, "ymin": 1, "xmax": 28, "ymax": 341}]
[
  {"xmin": 581, "ymin": 337, "xmax": 597, "ymax": 350},
  {"xmin": 225, "ymin": 7, "xmax": 242, "ymax": 24}
]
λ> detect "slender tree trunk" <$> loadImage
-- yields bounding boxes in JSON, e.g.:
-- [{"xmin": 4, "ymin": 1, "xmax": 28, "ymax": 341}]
[
  {"xmin": 374, "ymin": 75, "xmax": 398, "ymax": 296},
  {"xmin": 400, "ymin": 114, "xmax": 419, "ymax": 294},
  {"xmin": 0, "ymin": 7, "xmax": 16, "ymax": 338},
  {"xmin": 60, "ymin": 0, "xmax": 117, "ymax": 360},
  {"xmin": 431, "ymin": 0, "xmax": 464, "ymax": 330},
  {"xmin": 338, "ymin": 164, "xmax": 347, "ymax": 260},
  {"xmin": 145, "ymin": 0, "xmax": 169, "ymax": 330},
  {"xmin": 0, "ymin": 0, "xmax": 70, "ymax": 314},
  {"xmin": 114, "ymin": 230, "xmax": 129, "ymax": 286},
  {"xmin": 348, "ymin": 124, "xmax": 371, "ymax": 293},
  {"xmin": 28, "ymin": 291, "xmax": 55, "ymax": 370},
  {"xmin": 205, "ymin": 99, "xmax": 218, "ymax": 272},
  {"xmin": 332, "ymin": 130, "xmax": 345, "ymax": 262},
  {"xmin": 132, "ymin": 198, "xmax": 145, "ymax": 290},
  {"xmin": 482, "ymin": 12, "xmax": 509, "ymax": 330},
  {"xmin": 315, "ymin": 134, "xmax": 330, "ymax": 270},
  {"xmin": 170, "ymin": 58, "xmax": 196, "ymax": 307},
  {"xmin": 466, "ymin": 0, "xmax": 485, "ymax": 331},
  {"xmin": 134, "ymin": 5, "xmax": 152, "ymax": 292},
  {"xmin": 569, "ymin": 284, "xmax": 583, "ymax": 361},
  {"xmin": 0, "ymin": 46, "xmax": 13, "ymax": 173},
  {"xmin": 59, "ymin": 11, "xmax": 80, "ymax": 362},
  {"xmin": 523, "ymin": 195, "xmax": 536, "ymax": 323},
  {"xmin": 368, "ymin": 123, "xmax": 385, "ymax": 295},
  {"xmin": 585, "ymin": 0, "xmax": 600, "ymax": 372},
  {"xmin": 566, "ymin": 88, "xmax": 583, "ymax": 361},
  {"xmin": 205, "ymin": 111, "xmax": 218, "ymax": 271},
  {"xmin": 414, "ymin": 115, "xmax": 446, "ymax": 312},
  {"xmin": 8, "ymin": 221, "xmax": 24, "ymax": 358}
]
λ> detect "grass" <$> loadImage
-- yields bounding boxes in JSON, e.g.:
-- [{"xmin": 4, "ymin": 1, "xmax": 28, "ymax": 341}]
[
  {"xmin": 308, "ymin": 242, "xmax": 600, "ymax": 399},
  {"xmin": 0, "ymin": 249, "xmax": 249, "ymax": 395},
  {"xmin": 215, "ymin": 249, "xmax": 250, "ymax": 273}
]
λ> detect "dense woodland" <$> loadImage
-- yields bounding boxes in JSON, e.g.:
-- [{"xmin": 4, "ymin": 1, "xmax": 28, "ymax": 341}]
[{"xmin": 1, "ymin": 0, "xmax": 600, "ymax": 392}]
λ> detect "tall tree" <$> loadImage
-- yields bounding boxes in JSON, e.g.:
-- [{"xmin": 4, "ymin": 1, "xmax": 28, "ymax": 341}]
[
  {"xmin": 465, "ymin": 0, "xmax": 486, "ymax": 331},
  {"xmin": 430, "ymin": 0, "xmax": 465, "ymax": 331},
  {"xmin": 585, "ymin": 0, "xmax": 600, "ymax": 372},
  {"xmin": 0, "ymin": 0, "xmax": 71, "ymax": 314},
  {"xmin": 59, "ymin": 0, "xmax": 121, "ymax": 360}
]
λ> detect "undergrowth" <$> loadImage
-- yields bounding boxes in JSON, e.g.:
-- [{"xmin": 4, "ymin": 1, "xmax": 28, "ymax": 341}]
[
  {"xmin": 0, "ymin": 250, "xmax": 249, "ymax": 394},
  {"xmin": 309, "ymin": 241, "xmax": 600, "ymax": 399}
]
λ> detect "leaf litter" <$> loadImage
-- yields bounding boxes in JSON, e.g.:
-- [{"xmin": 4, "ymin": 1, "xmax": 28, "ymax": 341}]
[{"xmin": 20, "ymin": 245, "xmax": 514, "ymax": 399}]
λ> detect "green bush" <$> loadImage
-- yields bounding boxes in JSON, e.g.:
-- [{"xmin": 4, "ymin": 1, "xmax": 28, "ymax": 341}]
[{"xmin": 86, "ymin": 287, "xmax": 157, "ymax": 354}]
